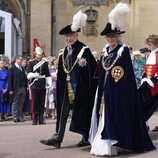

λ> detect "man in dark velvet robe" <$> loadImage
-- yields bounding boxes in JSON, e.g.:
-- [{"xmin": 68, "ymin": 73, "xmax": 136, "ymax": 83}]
[{"xmin": 40, "ymin": 24, "xmax": 97, "ymax": 148}]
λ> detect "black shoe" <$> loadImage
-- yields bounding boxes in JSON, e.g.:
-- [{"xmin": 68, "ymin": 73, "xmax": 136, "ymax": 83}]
[
  {"xmin": 40, "ymin": 138, "xmax": 61, "ymax": 148},
  {"xmin": 152, "ymin": 126, "xmax": 158, "ymax": 132},
  {"xmin": 32, "ymin": 120, "xmax": 37, "ymax": 125},
  {"xmin": 13, "ymin": 119, "xmax": 19, "ymax": 123},
  {"xmin": 19, "ymin": 118, "xmax": 25, "ymax": 122},
  {"xmin": 76, "ymin": 140, "xmax": 90, "ymax": 147},
  {"xmin": 39, "ymin": 120, "xmax": 46, "ymax": 125}
]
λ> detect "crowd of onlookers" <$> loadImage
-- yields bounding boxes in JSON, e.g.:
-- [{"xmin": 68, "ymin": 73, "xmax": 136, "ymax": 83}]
[
  {"xmin": 0, "ymin": 55, "xmax": 58, "ymax": 122},
  {"xmin": 131, "ymin": 47, "xmax": 151, "ymax": 88},
  {"xmin": 0, "ymin": 46, "xmax": 154, "ymax": 123}
]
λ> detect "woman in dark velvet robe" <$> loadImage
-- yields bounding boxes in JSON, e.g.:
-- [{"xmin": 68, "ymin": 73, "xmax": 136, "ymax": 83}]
[{"xmin": 89, "ymin": 22, "xmax": 155, "ymax": 156}]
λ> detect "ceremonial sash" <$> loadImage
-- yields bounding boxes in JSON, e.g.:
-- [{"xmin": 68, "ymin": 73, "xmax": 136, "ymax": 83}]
[{"xmin": 33, "ymin": 59, "xmax": 46, "ymax": 72}]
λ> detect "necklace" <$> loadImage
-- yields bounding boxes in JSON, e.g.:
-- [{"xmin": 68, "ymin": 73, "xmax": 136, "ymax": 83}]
[
  {"xmin": 102, "ymin": 54, "xmax": 120, "ymax": 71},
  {"xmin": 62, "ymin": 52, "xmax": 79, "ymax": 74}
]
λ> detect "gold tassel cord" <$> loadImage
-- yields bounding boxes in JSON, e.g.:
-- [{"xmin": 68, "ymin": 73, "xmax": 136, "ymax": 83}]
[
  {"xmin": 62, "ymin": 51, "xmax": 77, "ymax": 104},
  {"xmin": 67, "ymin": 74, "xmax": 75, "ymax": 104}
]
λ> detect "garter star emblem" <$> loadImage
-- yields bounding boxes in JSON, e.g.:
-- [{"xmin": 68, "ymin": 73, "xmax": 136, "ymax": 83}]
[
  {"xmin": 111, "ymin": 66, "xmax": 124, "ymax": 82},
  {"xmin": 78, "ymin": 58, "xmax": 87, "ymax": 67}
]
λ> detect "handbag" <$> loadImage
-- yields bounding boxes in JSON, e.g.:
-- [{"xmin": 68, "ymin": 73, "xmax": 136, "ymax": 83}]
[{"xmin": 1, "ymin": 91, "xmax": 10, "ymax": 104}]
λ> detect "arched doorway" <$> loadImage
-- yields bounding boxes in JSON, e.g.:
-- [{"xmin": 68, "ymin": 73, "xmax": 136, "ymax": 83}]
[{"xmin": 0, "ymin": 0, "xmax": 29, "ymax": 59}]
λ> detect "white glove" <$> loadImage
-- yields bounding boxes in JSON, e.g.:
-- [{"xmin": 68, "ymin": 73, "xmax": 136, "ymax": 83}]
[
  {"xmin": 141, "ymin": 78, "xmax": 154, "ymax": 87},
  {"xmin": 45, "ymin": 77, "xmax": 52, "ymax": 89},
  {"xmin": 27, "ymin": 72, "xmax": 39, "ymax": 80}
]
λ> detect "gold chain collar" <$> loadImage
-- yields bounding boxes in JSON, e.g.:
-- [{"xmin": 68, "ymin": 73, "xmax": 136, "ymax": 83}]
[
  {"xmin": 101, "ymin": 44, "xmax": 126, "ymax": 71},
  {"xmin": 62, "ymin": 51, "xmax": 79, "ymax": 74},
  {"xmin": 102, "ymin": 54, "xmax": 120, "ymax": 71}
]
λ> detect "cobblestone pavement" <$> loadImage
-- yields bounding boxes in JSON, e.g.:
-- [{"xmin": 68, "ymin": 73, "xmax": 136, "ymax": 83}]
[{"xmin": 0, "ymin": 113, "xmax": 158, "ymax": 158}]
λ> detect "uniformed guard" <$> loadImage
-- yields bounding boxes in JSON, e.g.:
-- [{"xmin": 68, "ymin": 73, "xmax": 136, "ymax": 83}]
[
  {"xmin": 141, "ymin": 34, "xmax": 158, "ymax": 131},
  {"xmin": 141, "ymin": 35, "xmax": 158, "ymax": 96},
  {"xmin": 27, "ymin": 46, "xmax": 52, "ymax": 125},
  {"xmin": 40, "ymin": 10, "xmax": 97, "ymax": 148}
]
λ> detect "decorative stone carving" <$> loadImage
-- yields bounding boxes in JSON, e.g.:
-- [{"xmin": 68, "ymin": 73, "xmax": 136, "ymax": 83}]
[
  {"xmin": 83, "ymin": 6, "xmax": 98, "ymax": 36},
  {"xmin": 71, "ymin": 0, "xmax": 109, "ymax": 6}
]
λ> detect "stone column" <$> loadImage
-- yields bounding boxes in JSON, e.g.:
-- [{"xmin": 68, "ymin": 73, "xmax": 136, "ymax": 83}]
[{"xmin": 30, "ymin": 0, "xmax": 51, "ymax": 56}]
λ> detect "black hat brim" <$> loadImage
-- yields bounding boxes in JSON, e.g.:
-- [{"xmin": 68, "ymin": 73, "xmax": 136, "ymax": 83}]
[
  {"xmin": 59, "ymin": 25, "xmax": 80, "ymax": 35},
  {"xmin": 139, "ymin": 48, "xmax": 150, "ymax": 53},
  {"xmin": 100, "ymin": 31, "xmax": 125, "ymax": 36},
  {"xmin": 100, "ymin": 22, "xmax": 125, "ymax": 36}
]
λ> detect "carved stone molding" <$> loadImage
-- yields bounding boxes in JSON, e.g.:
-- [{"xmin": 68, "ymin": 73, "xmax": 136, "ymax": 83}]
[
  {"xmin": 71, "ymin": 0, "xmax": 109, "ymax": 6},
  {"xmin": 83, "ymin": 6, "xmax": 98, "ymax": 36},
  {"xmin": 112, "ymin": 0, "xmax": 131, "ymax": 4}
]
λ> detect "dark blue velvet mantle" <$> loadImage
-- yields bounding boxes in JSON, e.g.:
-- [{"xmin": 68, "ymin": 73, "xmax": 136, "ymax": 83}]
[
  {"xmin": 96, "ymin": 44, "xmax": 155, "ymax": 152},
  {"xmin": 56, "ymin": 40, "xmax": 97, "ymax": 140}
]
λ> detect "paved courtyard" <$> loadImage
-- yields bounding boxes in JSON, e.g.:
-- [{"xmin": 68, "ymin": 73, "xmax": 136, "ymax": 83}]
[{"xmin": 0, "ymin": 113, "xmax": 158, "ymax": 158}]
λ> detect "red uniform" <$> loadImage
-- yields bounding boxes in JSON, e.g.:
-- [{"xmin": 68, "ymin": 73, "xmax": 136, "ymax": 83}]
[{"xmin": 144, "ymin": 52, "xmax": 158, "ymax": 96}]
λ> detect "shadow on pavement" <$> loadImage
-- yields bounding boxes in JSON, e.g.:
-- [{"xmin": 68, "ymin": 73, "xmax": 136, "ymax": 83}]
[
  {"xmin": 149, "ymin": 131, "xmax": 158, "ymax": 140},
  {"xmin": 44, "ymin": 144, "xmax": 79, "ymax": 150}
]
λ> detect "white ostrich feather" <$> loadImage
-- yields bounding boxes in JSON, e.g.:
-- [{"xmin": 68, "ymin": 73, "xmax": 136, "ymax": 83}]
[
  {"xmin": 108, "ymin": 2, "xmax": 130, "ymax": 30},
  {"xmin": 71, "ymin": 10, "xmax": 87, "ymax": 31}
]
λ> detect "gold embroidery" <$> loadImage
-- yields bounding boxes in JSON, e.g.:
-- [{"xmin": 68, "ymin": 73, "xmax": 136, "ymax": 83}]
[
  {"xmin": 147, "ymin": 68, "xmax": 152, "ymax": 72},
  {"xmin": 154, "ymin": 73, "xmax": 158, "ymax": 79},
  {"xmin": 111, "ymin": 66, "xmax": 124, "ymax": 82},
  {"xmin": 62, "ymin": 52, "xmax": 79, "ymax": 74}
]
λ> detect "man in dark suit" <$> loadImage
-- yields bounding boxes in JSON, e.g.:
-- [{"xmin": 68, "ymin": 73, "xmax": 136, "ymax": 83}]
[
  {"xmin": 27, "ymin": 46, "xmax": 51, "ymax": 125},
  {"xmin": 8, "ymin": 55, "xmax": 27, "ymax": 122}
]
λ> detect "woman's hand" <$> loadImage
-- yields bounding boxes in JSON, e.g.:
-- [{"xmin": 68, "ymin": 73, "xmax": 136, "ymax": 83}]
[{"xmin": 2, "ymin": 89, "xmax": 7, "ymax": 94}]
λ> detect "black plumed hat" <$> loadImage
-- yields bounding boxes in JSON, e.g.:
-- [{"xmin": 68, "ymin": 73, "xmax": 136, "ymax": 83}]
[
  {"xmin": 139, "ymin": 48, "xmax": 151, "ymax": 53},
  {"xmin": 59, "ymin": 25, "xmax": 80, "ymax": 35},
  {"xmin": 101, "ymin": 3, "xmax": 130, "ymax": 36},
  {"xmin": 59, "ymin": 11, "xmax": 87, "ymax": 35},
  {"xmin": 100, "ymin": 22, "xmax": 125, "ymax": 36}
]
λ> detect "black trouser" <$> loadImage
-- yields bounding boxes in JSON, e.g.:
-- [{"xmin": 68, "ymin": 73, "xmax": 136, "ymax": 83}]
[
  {"xmin": 31, "ymin": 88, "xmax": 46, "ymax": 122},
  {"xmin": 52, "ymin": 89, "xmax": 71, "ymax": 143},
  {"xmin": 12, "ymin": 87, "xmax": 26, "ymax": 120}
]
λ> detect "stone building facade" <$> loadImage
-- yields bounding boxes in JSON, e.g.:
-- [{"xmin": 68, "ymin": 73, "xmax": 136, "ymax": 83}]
[
  {"xmin": 1, "ymin": 0, "xmax": 158, "ymax": 58},
  {"xmin": 0, "ymin": 0, "xmax": 29, "ymax": 58}
]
